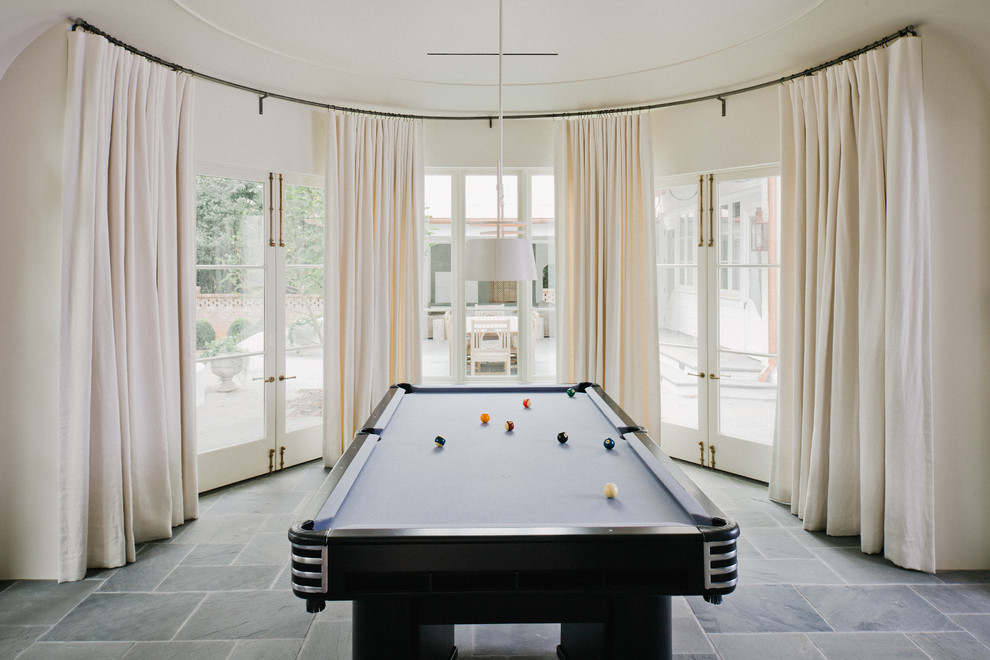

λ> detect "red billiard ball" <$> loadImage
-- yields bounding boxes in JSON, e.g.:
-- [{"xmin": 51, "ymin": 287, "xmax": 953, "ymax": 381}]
[
  {"xmin": 505, "ymin": 420, "xmax": 515, "ymax": 432},
  {"xmin": 523, "ymin": 398, "xmax": 531, "ymax": 408}
]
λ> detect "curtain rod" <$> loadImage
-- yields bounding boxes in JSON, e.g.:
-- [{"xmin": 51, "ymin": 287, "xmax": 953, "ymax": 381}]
[{"xmin": 70, "ymin": 18, "xmax": 916, "ymax": 121}]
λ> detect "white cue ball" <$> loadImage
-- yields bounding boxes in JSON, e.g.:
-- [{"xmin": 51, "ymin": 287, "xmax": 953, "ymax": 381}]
[{"xmin": 603, "ymin": 482, "xmax": 618, "ymax": 499}]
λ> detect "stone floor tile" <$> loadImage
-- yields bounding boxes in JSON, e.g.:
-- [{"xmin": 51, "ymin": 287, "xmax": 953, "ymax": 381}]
[
  {"xmin": 0, "ymin": 579, "xmax": 100, "ymax": 626},
  {"xmin": 297, "ymin": 620, "xmax": 350, "ymax": 660},
  {"xmin": 912, "ymin": 583, "xmax": 990, "ymax": 614},
  {"xmin": 0, "ymin": 624, "xmax": 47, "ymax": 657},
  {"xmin": 120, "ymin": 640, "xmax": 235, "ymax": 659},
  {"xmin": 42, "ymin": 592, "xmax": 205, "ymax": 641},
  {"xmin": 806, "ymin": 631, "xmax": 928, "ymax": 659},
  {"xmin": 17, "ymin": 641, "xmax": 134, "ymax": 659},
  {"xmin": 690, "ymin": 586, "xmax": 832, "ymax": 634},
  {"xmin": 708, "ymin": 632, "xmax": 826, "ymax": 659},
  {"xmin": 230, "ymin": 638, "xmax": 305, "ymax": 660},
  {"xmin": 908, "ymin": 631, "xmax": 990, "ymax": 659},
  {"xmin": 174, "ymin": 590, "xmax": 313, "ymax": 641},
  {"xmin": 799, "ymin": 585, "xmax": 960, "ymax": 633},
  {"xmin": 948, "ymin": 614, "xmax": 990, "ymax": 646},
  {"xmin": 97, "ymin": 543, "xmax": 193, "ymax": 593},
  {"xmin": 156, "ymin": 564, "xmax": 282, "ymax": 592}
]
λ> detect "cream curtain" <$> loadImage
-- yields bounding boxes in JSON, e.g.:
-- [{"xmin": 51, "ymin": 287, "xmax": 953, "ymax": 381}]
[
  {"xmin": 554, "ymin": 113, "xmax": 661, "ymax": 438},
  {"xmin": 59, "ymin": 29, "xmax": 198, "ymax": 582},
  {"xmin": 324, "ymin": 112, "xmax": 424, "ymax": 462},
  {"xmin": 770, "ymin": 37, "xmax": 934, "ymax": 572}
]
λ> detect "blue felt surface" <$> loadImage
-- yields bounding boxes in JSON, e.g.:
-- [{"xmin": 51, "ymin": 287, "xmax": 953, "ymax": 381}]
[{"xmin": 325, "ymin": 389, "xmax": 701, "ymax": 530}]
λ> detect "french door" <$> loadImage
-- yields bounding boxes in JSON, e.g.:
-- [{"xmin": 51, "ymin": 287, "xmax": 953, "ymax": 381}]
[
  {"xmin": 195, "ymin": 166, "xmax": 324, "ymax": 491},
  {"xmin": 656, "ymin": 168, "xmax": 779, "ymax": 482}
]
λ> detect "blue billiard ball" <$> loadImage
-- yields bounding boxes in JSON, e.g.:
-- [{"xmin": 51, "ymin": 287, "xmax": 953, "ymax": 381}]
[
  {"xmin": 557, "ymin": 432, "xmax": 568, "ymax": 443},
  {"xmin": 566, "ymin": 388, "xmax": 576, "ymax": 397},
  {"xmin": 434, "ymin": 435, "xmax": 446, "ymax": 447},
  {"xmin": 603, "ymin": 437, "xmax": 616, "ymax": 450}
]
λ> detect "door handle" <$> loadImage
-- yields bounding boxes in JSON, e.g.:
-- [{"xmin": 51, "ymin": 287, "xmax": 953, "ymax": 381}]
[
  {"xmin": 709, "ymin": 373, "xmax": 731, "ymax": 380},
  {"xmin": 697, "ymin": 174, "xmax": 704, "ymax": 247},
  {"xmin": 278, "ymin": 174, "xmax": 285, "ymax": 247},
  {"xmin": 253, "ymin": 376, "xmax": 275, "ymax": 383},
  {"xmin": 279, "ymin": 375, "xmax": 296, "ymax": 381},
  {"xmin": 687, "ymin": 371, "xmax": 706, "ymax": 378},
  {"xmin": 268, "ymin": 173, "xmax": 276, "ymax": 247}
]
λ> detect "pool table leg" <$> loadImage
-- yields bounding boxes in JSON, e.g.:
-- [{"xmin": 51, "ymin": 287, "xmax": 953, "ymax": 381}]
[
  {"xmin": 352, "ymin": 599, "xmax": 456, "ymax": 660},
  {"xmin": 559, "ymin": 594, "xmax": 672, "ymax": 660}
]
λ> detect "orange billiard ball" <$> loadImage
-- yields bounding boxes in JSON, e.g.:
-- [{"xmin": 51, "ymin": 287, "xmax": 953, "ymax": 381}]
[
  {"xmin": 522, "ymin": 398, "xmax": 531, "ymax": 408},
  {"xmin": 505, "ymin": 420, "xmax": 515, "ymax": 432},
  {"xmin": 480, "ymin": 413, "xmax": 490, "ymax": 424}
]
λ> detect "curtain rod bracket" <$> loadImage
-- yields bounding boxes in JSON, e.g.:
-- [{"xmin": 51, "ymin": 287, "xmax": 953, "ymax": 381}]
[
  {"xmin": 717, "ymin": 96, "xmax": 726, "ymax": 117},
  {"xmin": 259, "ymin": 93, "xmax": 268, "ymax": 115}
]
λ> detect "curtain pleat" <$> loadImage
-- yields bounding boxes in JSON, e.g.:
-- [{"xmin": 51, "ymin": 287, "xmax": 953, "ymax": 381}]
[
  {"xmin": 553, "ymin": 114, "xmax": 661, "ymax": 439},
  {"xmin": 59, "ymin": 30, "xmax": 197, "ymax": 582},
  {"xmin": 324, "ymin": 113, "xmax": 424, "ymax": 463},
  {"xmin": 770, "ymin": 37, "xmax": 933, "ymax": 572}
]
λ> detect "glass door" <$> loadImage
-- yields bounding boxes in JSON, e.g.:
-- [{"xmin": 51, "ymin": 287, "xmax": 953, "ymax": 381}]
[
  {"xmin": 195, "ymin": 167, "xmax": 324, "ymax": 491},
  {"xmin": 656, "ymin": 169, "xmax": 779, "ymax": 482}
]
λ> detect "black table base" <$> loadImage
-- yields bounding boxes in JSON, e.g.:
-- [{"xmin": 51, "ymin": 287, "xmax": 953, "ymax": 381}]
[{"xmin": 351, "ymin": 593, "xmax": 672, "ymax": 660}]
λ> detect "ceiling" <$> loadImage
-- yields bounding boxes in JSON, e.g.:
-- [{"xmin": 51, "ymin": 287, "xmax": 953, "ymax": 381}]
[{"xmin": 2, "ymin": 0, "xmax": 988, "ymax": 116}]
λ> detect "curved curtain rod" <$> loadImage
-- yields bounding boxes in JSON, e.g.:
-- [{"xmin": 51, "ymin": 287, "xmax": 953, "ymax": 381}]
[{"xmin": 70, "ymin": 18, "xmax": 916, "ymax": 121}]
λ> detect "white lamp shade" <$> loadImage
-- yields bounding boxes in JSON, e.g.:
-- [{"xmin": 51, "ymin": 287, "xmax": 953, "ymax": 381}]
[{"xmin": 462, "ymin": 238, "xmax": 538, "ymax": 281}]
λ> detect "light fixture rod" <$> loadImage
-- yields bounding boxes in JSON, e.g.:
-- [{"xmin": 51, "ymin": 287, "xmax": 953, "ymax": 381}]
[{"xmin": 497, "ymin": 0, "xmax": 504, "ymax": 238}]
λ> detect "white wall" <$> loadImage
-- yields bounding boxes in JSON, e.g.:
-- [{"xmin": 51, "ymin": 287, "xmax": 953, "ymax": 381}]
[
  {"xmin": 0, "ymin": 23, "xmax": 66, "ymax": 578},
  {"xmin": 425, "ymin": 118, "xmax": 552, "ymax": 168},
  {"xmin": 195, "ymin": 82, "xmax": 326, "ymax": 177},
  {"xmin": 921, "ymin": 28, "xmax": 990, "ymax": 570},
  {"xmin": 1, "ymin": 21, "xmax": 986, "ymax": 578},
  {"xmin": 653, "ymin": 85, "xmax": 780, "ymax": 177}
]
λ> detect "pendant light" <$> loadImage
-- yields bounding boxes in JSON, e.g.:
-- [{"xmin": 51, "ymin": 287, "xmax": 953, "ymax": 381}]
[{"xmin": 462, "ymin": 0, "xmax": 538, "ymax": 282}]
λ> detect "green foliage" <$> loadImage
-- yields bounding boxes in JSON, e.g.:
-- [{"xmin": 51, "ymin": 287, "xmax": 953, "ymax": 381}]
[
  {"xmin": 196, "ymin": 176, "xmax": 263, "ymax": 294},
  {"xmin": 225, "ymin": 317, "xmax": 258, "ymax": 340},
  {"xmin": 199, "ymin": 335, "xmax": 245, "ymax": 357},
  {"xmin": 196, "ymin": 320, "xmax": 216, "ymax": 349}
]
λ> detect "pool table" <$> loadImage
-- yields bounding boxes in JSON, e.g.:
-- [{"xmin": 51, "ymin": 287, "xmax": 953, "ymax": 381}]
[{"xmin": 289, "ymin": 383, "xmax": 738, "ymax": 660}]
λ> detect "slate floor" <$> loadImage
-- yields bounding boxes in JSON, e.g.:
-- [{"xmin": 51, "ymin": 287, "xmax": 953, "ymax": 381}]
[{"xmin": 2, "ymin": 459, "xmax": 988, "ymax": 659}]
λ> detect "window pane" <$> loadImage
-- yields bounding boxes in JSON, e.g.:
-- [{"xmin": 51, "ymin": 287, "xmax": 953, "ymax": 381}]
[
  {"xmin": 718, "ymin": 351, "xmax": 777, "ymax": 444},
  {"xmin": 466, "ymin": 174, "xmax": 518, "ymax": 238},
  {"xmin": 655, "ymin": 184, "xmax": 699, "ymax": 266},
  {"xmin": 718, "ymin": 266, "xmax": 777, "ymax": 355},
  {"xmin": 423, "ymin": 175, "xmax": 452, "ymax": 379},
  {"xmin": 532, "ymin": 174, "xmax": 555, "ymax": 380},
  {"xmin": 716, "ymin": 177, "xmax": 780, "ymax": 267},
  {"xmin": 196, "ymin": 176, "xmax": 264, "ymax": 268}
]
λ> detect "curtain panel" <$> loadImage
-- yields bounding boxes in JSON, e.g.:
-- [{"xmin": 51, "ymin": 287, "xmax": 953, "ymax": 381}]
[
  {"xmin": 324, "ymin": 112, "xmax": 424, "ymax": 463},
  {"xmin": 770, "ymin": 37, "xmax": 934, "ymax": 572},
  {"xmin": 59, "ymin": 29, "xmax": 198, "ymax": 582},
  {"xmin": 553, "ymin": 113, "xmax": 662, "ymax": 439}
]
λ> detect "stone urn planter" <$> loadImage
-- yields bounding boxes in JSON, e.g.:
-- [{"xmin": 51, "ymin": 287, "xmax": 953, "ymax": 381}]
[
  {"xmin": 203, "ymin": 336, "xmax": 247, "ymax": 392},
  {"xmin": 210, "ymin": 354, "xmax": 247, "ymax": 392}
]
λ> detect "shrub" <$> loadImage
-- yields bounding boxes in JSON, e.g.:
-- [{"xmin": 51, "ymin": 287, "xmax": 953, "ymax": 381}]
[
  {"xmin": 226, "ymin": 317, "xmax": 250, "ymax": 340},
  {"xmin": 196, "ymin": 320, "xmax": 216, "ymax": 349}
]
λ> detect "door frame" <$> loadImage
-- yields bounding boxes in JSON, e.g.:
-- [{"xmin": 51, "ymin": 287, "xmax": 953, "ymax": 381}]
[
  {"xmin": 195, "ymin": 163, "xmax": 323, "ymax": 491},
  {"xmin": 657, "ymin": 165, "xmax": 779, "ymax": 482}
]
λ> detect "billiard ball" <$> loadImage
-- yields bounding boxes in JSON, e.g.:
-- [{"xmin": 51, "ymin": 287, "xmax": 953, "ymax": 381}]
[
  {"xmin": 434, "ymin": 435, "xmax": 446, "ymax": 447},
  {"xmin": 557, "ymin": 432, "xmax": 568, "ymax": 443},
  {"xmin": 480, "ymin": 413, "xmax": 490, "ymax": 424},
  {"xmin": 566, "ymin": 388, "xmax": 576, "ymax": 397},
  {"xmin": 505, "ymin": 420, "xmax": 514, "ymax": 432},
  {"xmin": 603, "ymin": 437, "xmax": 616, "ymax": 450},
  {"xmin": 603, "ymin": 482, "xmax": 618, "ymax": 498},
  {"xmin": 523, "ymin": 398, "xmax": 531, "ymax": 408}
]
